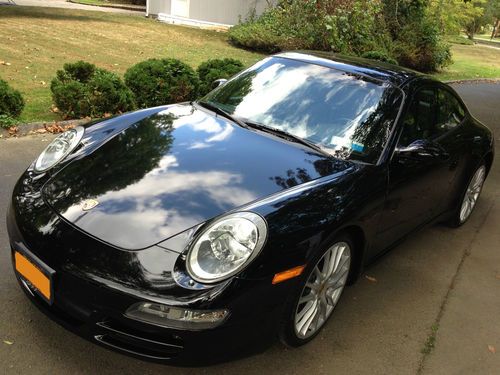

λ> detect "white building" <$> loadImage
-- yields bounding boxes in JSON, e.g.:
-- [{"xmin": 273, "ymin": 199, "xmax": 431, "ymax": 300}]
[{"xmin": 146, "ymin": 0, "xmax": 273, "ymax": 28}]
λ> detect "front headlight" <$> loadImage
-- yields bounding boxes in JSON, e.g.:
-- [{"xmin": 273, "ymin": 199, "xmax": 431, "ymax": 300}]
[
  {"xmin": 34, "ymin": 126, "xmax": 85, "ymax": 172},
  {"xmin": 186, "ymin": 212, "xmax": 267, "ymax": 284}
]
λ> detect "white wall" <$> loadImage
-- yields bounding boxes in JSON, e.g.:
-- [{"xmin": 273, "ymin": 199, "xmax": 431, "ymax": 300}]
[{"xmin": 148, "ymin": 0, "xmax": 273, "ymax": 25}]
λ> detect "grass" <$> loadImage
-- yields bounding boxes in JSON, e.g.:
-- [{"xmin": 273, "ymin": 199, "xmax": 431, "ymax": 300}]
[
  {"xmin": 0, "ymin": 7, "xmax": 499, "ymax": 123},
  {"xmin": 421, "ymin": 324, "xmax": 439, "ymax": 355},
  {"xmin": 0, "ymin": 6, "xmax": 262, "ymax": 122},
  {"xmin": 435, "ymin": 43, "xmax": 500, "ymax": 81}
]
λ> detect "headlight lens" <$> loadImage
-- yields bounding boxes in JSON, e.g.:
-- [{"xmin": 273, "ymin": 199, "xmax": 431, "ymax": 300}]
[
  {"xmin": 34, "ymin": 126, "xmax": 84, "ymax": 172},
  {"xmin": 186, "ymin": 212, "xmax": 267, "ymax": 283}
]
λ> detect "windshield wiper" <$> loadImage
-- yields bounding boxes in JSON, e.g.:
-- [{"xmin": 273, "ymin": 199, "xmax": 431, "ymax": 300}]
[
  {"xmin": 243, "ymin": 120, "xmax": 327, "ymax": 156},
  {"xmin": 195, "ymin": 101, "xmax": 248, "ymax": 129}
]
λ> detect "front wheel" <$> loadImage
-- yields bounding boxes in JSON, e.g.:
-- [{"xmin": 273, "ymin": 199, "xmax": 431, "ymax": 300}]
[
  {"xmin": 280, "ymin": 236, "xmax": 352, "ymax": 346},
  {"xmin": 451, "ymin": 164, "xmax": 486, "ymax": 227}
]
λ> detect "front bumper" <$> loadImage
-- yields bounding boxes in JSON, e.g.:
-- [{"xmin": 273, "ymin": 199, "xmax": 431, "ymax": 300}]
[{"xmin": 6, "ymin": 201, "xmax": 292, "ymax": 365}]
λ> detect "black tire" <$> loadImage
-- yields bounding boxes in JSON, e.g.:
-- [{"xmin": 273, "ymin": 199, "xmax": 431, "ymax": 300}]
[
  {"xmin": 448, "ymin": 163, "xmax": 486, "ymax": 228},
  {"xmin": 279, "ymin": 233, "xmax": 354, "ymax": 347}
]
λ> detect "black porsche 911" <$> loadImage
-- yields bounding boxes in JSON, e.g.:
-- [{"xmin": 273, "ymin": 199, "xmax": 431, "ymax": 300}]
[{"xmin": 7, "ymin": 52, "xmax": 494, "ymax": 365}]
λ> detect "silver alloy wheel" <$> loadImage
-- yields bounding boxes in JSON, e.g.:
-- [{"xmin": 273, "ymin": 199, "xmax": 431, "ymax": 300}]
[
  {"xmin": 459, "ymin": 165, "xmax": 486, "ymax": 223},
  {"xmin": 294, "ymin": 242, "xmax": 351, "ymax": 339}
]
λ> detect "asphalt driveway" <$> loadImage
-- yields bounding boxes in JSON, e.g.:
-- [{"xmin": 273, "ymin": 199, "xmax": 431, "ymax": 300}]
[{"xmin": 0, "ymin": 83, "xmax": 498, "ymax": 374}]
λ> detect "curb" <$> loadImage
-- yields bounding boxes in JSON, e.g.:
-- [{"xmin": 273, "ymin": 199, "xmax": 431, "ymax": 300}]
[
  {"xmin": 0, "ymin": 119, "xmax": 89, "ymax": 139},
  {"xmin": 67, "ymin": 0, "xmax": 145, "ymax": 12},
  {"xmin": 446, "ymin": 78, "xmax": 500, "ymax": 85}
]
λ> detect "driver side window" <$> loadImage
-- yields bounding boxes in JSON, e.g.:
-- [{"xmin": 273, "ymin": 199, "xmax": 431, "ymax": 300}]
[
  {"xmin": 399, "ymin": 86, "xmax": 465, "ymax": 148},
  {"xmin": 399, "ymin": 87, "xmax": 437, "ymax": 147}
]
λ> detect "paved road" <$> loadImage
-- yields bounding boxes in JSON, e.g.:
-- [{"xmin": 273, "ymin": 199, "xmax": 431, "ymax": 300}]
[
  {"xmin": 0, "ymin": 84, "xmax": 498, "ymax": 374},
  {"xmin": 0, "ymin": 0, "xmax": 144, "ymax": 15}
]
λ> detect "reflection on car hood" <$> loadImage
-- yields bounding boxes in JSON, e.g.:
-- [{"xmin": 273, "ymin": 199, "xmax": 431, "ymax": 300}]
[{"xmin": 43, "ymin": 104, "xmax": 353, "ymax": 250}]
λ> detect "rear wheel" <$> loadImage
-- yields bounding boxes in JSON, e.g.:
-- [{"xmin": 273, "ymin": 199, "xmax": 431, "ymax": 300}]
[
  {"xmin": 451, "ymin": 164, "xmax": 486, "ymax": 227},
  {"xmin": 280, "ymin": 235, "xmax": 353, "ymax": 346}
]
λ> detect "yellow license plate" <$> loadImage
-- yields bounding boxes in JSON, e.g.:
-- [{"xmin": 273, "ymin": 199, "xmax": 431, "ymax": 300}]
[{"xmin": 15, "ymin": 251, "xmax": 53, "ymax": 304}]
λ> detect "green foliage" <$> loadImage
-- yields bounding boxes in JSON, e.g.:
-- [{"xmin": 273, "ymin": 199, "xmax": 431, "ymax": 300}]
[
  {"xmin": 361, "ymin": 51, "xmax": 398, "ymax": 65},
  {"xmin": 229, "ymin": 0, "xmax": 329, "ymax": 52},
  {"xmin": 124, "ymin": 58, "xmax": 200, "ymax": 108},
  {"xmin": 0, "ymin": 78, "xmax": 25, "ymax": 118},
  {"xmin": 325, "ymin": 0, "xmax": 392, "ymax": 56},
  {"xmin": 51, "ymin": 61, "xmax": 135, "ymax": 118},
  {"xmin": 446, "ymin": 35, "xmax": 475, "ymax": 45},
  {"xmin": 0, "ymin": 114, "xmax": 18, "ymax": 129},
  {"xmin": 393, "ymin": 17, "xmax": 452, "ymax": 72},
  {"xmin": 229, "ymin": 0, "xmax": 451, "ymax": 72},
  {"xmin": 197, "ymin": 58, "xmax": 244, "ymax": 96},
  {"xmin": 383, "ymin": 0, "xmax": 452, "ymax": 72}
]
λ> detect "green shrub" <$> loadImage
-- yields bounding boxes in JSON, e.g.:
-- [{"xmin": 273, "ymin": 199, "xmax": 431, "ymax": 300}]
[
  {"xmin": 361, "ymin": 51, "xmax": 398, "ymax": 65},
  {"xmin": 0, "ymin": 78, "xmax": 25, "ymax": 118},
  {"xmin": 229, "ymin": 1, "xmax": 329, "ymax": 52},
  {"xmin": 325, "ymin": 0, "xmax": 393, "ymax": 56},
  {"xmin": 393, "ymin": 19, "xmax": 452, "ymax": 72},
  {"xmin": 51, "ymin": 61, "xmax": 135, "ymax": 118},
  {"xmin": 0, "ymin": 114, "xmax": 18, "ymax": 129},
  {"xmin": 124, "ymin": 58, "xmax": 200, "ymax": 108},
  {"xmin": 229, "ymin": 0, "xmax": 451, "ymax": 73},
  {"xmin": 197, "ymin": 58, "xmax": 244, "ymax": 96}
]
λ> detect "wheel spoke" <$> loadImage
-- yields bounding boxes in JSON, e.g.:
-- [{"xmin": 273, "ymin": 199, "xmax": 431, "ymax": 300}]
[
  {"xmin": 314, "ymin": 265, "xmax": 323, "ymax": 282},
  {"xmin": 298, "ymin": 301, "xmax": 318, "ymax": 336},
  {"xmin": 294, "ymin": 242, "xmax": 351, "ymax": 339},
  {"xmin": 296, "ymin": 299, "xmax": 316, "ymax": 324},
  {"xmin": 299, "ymin": 292, "xmax": 315, "ymax": 304}
]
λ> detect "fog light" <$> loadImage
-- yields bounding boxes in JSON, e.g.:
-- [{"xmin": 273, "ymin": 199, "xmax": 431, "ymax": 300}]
[{"xmin": 125, "ymin": 302, "xmax": 229, "ymax": 330}]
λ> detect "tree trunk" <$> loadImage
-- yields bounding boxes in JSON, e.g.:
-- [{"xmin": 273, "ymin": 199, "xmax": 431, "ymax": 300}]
[{"xmin": 492, "ymin": 19, "xmax": 500, "ymax": 40}]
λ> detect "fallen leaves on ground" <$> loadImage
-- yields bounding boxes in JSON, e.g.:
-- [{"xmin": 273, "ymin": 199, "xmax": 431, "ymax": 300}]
[
  {"xmin": 488, "ymin": 345, "xmax": 496, "ymax": 353},
  {"xmin": 43, "ymin": 123, "xmax": 75, "ymax": 134},
  {"xmin": 365, "ymin": 275, "xmax": 377, "ymax": 283}
]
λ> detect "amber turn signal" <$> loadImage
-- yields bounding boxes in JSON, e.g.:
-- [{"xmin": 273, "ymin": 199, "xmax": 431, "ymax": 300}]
[{"xmin": 272, "ymin": 265, "xmax": 306, "ymax": 284}]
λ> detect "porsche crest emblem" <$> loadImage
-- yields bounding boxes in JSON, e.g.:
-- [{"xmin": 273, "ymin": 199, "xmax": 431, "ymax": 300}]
[{"xmin": 81, "ymin": 199, "xmax": 99, "ymax": 211}]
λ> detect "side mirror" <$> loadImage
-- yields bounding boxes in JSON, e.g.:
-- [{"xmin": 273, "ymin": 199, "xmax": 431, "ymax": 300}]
[
  {"xmin": 212, "ymin": 79, "xmax": 227, "ymax": 89},
  {"xmin": 395, "ymin": 139, "xmax": 449, "ymax": 161}
]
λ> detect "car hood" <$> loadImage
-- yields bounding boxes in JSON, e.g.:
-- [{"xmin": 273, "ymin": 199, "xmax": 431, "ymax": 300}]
[{"xmin": 43, "ymin": 104, "xmax": 353, "ymax": 250}]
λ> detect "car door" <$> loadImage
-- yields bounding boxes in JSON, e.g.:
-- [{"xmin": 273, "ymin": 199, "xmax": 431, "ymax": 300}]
[{"xmin": 375, "ymin": 83, "xmax": 463, "ymax": 247}]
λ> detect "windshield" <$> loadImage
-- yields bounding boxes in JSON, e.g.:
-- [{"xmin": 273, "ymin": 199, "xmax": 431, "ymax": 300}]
[{"xmin": 202, "ymin": 57, "xmax": 403, "ymax": 164}]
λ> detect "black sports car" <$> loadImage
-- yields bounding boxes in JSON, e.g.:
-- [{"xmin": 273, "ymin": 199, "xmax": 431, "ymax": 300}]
[{"xmin": 7, "ymin": 52, "xmax": 494, "ymax": 365}]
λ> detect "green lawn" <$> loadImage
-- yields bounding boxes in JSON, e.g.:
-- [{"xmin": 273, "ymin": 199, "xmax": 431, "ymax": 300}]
[
  {"xmin": 0, "ymin": 6, "xmax": 498, "ymax": 123},
  {"xmin": 0, "ymin": 6, "xmax": 262, "ymax": 122},
  {"xmin": 434, "ymin": 44, "xmax": 500, "ymax": 81}
]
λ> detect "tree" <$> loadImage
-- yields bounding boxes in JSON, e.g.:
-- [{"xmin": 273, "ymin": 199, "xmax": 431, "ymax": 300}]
[
  {"xmin": 485, "ymin": 0, "xmax": 500, "ymax": 38},
  {"xmin": 461, "ymin": 0, "xmax": 488, "ymax": 39}
]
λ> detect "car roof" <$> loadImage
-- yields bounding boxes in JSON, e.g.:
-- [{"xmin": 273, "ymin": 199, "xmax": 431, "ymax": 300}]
[{"xmin": 274, "ymin": 51, "xmax": 432, "ymax": 88}]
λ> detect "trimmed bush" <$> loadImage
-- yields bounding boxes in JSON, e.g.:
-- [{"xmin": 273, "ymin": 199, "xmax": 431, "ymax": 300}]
[
  {"xmin": 197, "ymin": 58, "xmax": 244, "ymax": 96},
  {"xmin": 124, "ymin": 58, "xmax": 200, "ymax": 108},
  {"xmin": 51, "ymin": 61, "xmax": 135, "ymax": 119},
  {"xmin": 0, "ymin": 78, "xmax": 25, "ymax": 118},
  {"xmin": 361, "ymin": 51, "xmax": 398, "ymax": 65}
]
